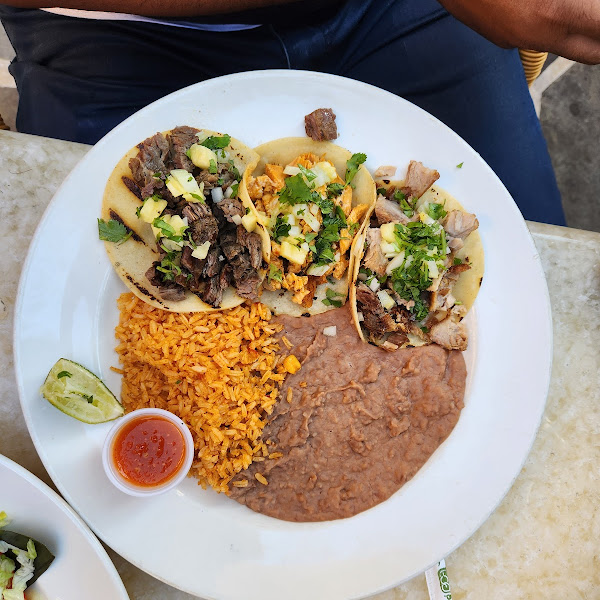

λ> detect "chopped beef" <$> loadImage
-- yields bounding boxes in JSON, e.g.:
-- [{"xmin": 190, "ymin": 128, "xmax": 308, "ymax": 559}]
[
  {"xmin": 429, "ymin": 316, "xmax": 468, "ymax": 351},
  {"xmin": 362, "ymin": 229, "xmax": 388, "ymax": 277},
  {"xmin": 400, "ymin": 160, "xmax": 440, "ymax": 199},
  {"xmin": 196, "ymin": 171, "xmax": 219, "ymax": 191},
  {"xmin": 304, "ymin": 108, "xmax": 338, "ymax": 141},
  {"xmin": 220, "ymin": 228, "xmax": 245, "ymax": 262},
  {"xmin": 375, "ymin": 196, "xmax": 410, "ymax": 225},
  {"xmin": 201, "ymin": 274, "xmax": 225, "ymax": 307},
  {"xmin": 167, "ymin": 126, "xmax": 199, "ymax": 171},
  {"xmin": 237, "ymin": 226, "xmax": 263, "ymax": 269},
  {"xmin": 202, "ymin": 246, "xmax": 221, "ymax": 278},
  {"xmin": 145, "ymin": 264, "xmax": 186, "ymax": 301},
  {"xmin": 219, "ymin": 264, "xmax": 232, "ymax": 290},
  {"xmin": 230, "ymin": 253, "xmax": 261, "ymax": 300},
  {"xmin": 218, "ymin": 161, "xmax": 237, "ymax": 190},
  {"xmin": 443, "ymin": 210, "xmax": 479, "ymax": 239},
  {"xmin": 182, "ymin": 202, "xmax": 219, "ymax": 245},
  {"xmin": 220, "ymin": 196, "xmax": 245, "ymax": 224},
  {"xmin": 121, "ymin": 176, "xmax": 143, "ymax": 200},
  {"xmin": 129, "ymin": 133, "xmax": 169, "ymax": 198},
  {"xmin": 356, "ymin": 283, "xmax": 398, "ymax": 338},
  {"xmin": 180, "ymin": 245, "xmax": 205, "ymax": 286}
]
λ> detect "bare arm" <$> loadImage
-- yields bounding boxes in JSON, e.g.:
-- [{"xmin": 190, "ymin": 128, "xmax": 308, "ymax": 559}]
[
  {"xmin": 0, "ymin": 0, "xmax": 296, "ymax": 16},
  {"xmin": 439, "ymin": 0, "xmax": 600, "ymax": 64}
]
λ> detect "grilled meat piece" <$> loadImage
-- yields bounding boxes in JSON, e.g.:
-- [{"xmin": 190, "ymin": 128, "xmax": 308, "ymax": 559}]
[
  {"xmin": 167, "ymin": 126, "xmax": 199, "ymax": 171},
  {"xmin": 220, "ymin": 196, "xmax": 245, "ymax": 224},
  {"xmin": 201, "ymin": 274, "xmax": 225, "ymax": 307},
  {"xmin": 129, "ymin": 133, "xmax": 169, "ymax": 198},
  {"xmin": 121, "ymin": 176, "xmax": 143, "ymax": 200},
  {"xmin": 429, "ymin": 316, "xmax": 468, "ymax": 351},
  {"xmin": 400, "ymin": 160, "xmax": 440, "ymax": 199},
  {"xmin": 356, "ymin": 283, "xmax": 398, "ymax": 338},
  {"xmin": 202, "ymin": 246, "xmax": 222, "ymax": 278},
  {"xmin": 182, "ymin": 202, "xmax": 219, "ymax": 246},
  {"xmin": 230, "ymin": 254, "xmax": 261, "ymax": 300},
  {"xmin": 443, "ymin": 210, "xmax": 479, "ymax": 239},
  {"xmin": 374, "ymin": 196, "xmax": 410, "ymax": 225},
  {"xmin": 304, "ymin": 108, "xmax": 338, "ymax": 141},
  {"xmin": 237, "ymin": 226, "xmax": 263, "ymax": 270},
  {"xmin": 145, "ymin": 264, "xmax": 186, "ymax": 301},
  {"xmin": 362, "ymin": 229, "xmax": 388, "ymax": 277}
]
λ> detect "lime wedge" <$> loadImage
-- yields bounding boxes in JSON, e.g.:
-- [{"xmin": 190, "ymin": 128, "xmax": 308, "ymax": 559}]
[{"xmin": 40, "ymin": 358, "xmax": 124, "ymax": 424}]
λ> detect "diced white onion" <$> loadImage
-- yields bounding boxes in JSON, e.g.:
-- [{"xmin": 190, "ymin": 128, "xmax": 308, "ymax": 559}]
[
  {"xmin": 284, "ymin": 214, "xmax": 297, "ymax": 226},
  {"xmin": 309, "ymin": 203, "xmax": 320, "ymax": 216},
  {"xmin": 300, "ymin": 242, "xmax": 310, "ymax": 253},
  {"xmin": 288, "ymin": 225, "xmax": 302, "ymax": 237},
  {"xmin": 306, "ymin": 263, "xmax": 330, "ymax": 276},
  {"xmin": 191, "ymin": 241, "xmax": 211, "ymax": 260},
  {"xmin": 369, "ymin": 278, "xmax": 380, "ymax": 292},
  {"xmin": 334, "ymin": 252, "xmax": 341, "ymax": 263},
  {"xmin": 377, "ymin": 290, "xmax": 396, "ymax": 310},
  {"xmin": 323, "ymin": 326, "xmax": 337, "ymax": 337},
  {"xmin": 386, "ymin": 250, "xmax": 406, "ymax": 275},
  {"xmin": 283, "ymin": 165, "xmax": 301, "ymax": 176},
  {"xmin": 232, "ymin": 214, "xmax": 243, "ymax": 225},
  {"xmin": 211, "ymin": 187, "xmax": 224, "ymax": 203},
  {"xmin": 357, "ymin": 312, "xmax": 364, "ymax": 322},
  {"xmin": 224, "ymin": 181, "xmax": 238, "ymax": 199},
  {"xmin": 426, "ymin": 260, "xmax": 439, "ymax": 279}
]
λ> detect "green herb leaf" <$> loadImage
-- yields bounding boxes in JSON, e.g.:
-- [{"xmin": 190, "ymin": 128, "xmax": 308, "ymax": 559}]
[
  {"xmin": 57, "ymin": 371, "xmax": 72, "ymax": 379},
  {"xmin": 322, "ymin": 287, "xmax": 344, "ymax": 308},
  {"xmin": 298, "ymin": 164, "xmax": 317, "ymax": 182},
  {"xmin": 376, "ymin": 187, "xmax": 387, "ymax": 196},
  {"xmin": 209, "ymin": 159, "xmax": 217, "ymax": 174},
  {"xmin": 273, "ymin": 215, "xmax": 291, "ymax": 242},
  {"xmin": 393, "ymin": 190, "xmax": 414, "ymax": 217},
  {"xmin": 153, "ymin": 217, "xmax": 176, "ymax": 238},
  {"xmin": 326, "ymin": 183, "xmax": 345, "ymax": 199},
  {"xmin": 97, "ymin": 219, "xmax": 132, "ymax": 244},
  {"xmin": 345, "ymin": 153, "xmax": 367, "ymax": 185},
  {"xmin": 453, "ymin": 257, "xmax": 463, "ymax": 265},
  {"xmin": 456, "ymin": 162, "xmax": 464, "ymax": 169},
  {"xmin": 189, "ymin": 192, "xmax": 205, "ymax": 203},
  {"xmin": 230, "ymin": 182, "xmax": 240, "ymax": 197},
  {"xmin": 426, "ymin": 202, "xmax": 448, "ymax": 221},
  {"xmin": 267, "ymin": 264, "xmax": 283, "ymax": 282},
  {"xmin": 278, "ymin": 173, "xmax": 315, "ymax": 206},
  {"xmin": 200, "ymin": 134, "xmax": 231, "ymax": 150}
]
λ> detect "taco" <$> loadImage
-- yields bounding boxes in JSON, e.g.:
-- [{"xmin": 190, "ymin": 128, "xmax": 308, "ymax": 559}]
[
  {"xmin": 100, "ymin": 126, "xmax": 269, "ymax": 312},
  {"xmin": 350, "ymin": 160, "xmax": 484, "ymax": 351},
  {"xmin": 239, "ymin": 137, "xmax": 376, "ymax": 316}
]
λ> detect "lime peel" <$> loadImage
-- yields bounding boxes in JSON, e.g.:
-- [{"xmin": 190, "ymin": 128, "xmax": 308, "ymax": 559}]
[{"xmin": 40, "ymin": 358, "xmax": 124, "ymax": 424}]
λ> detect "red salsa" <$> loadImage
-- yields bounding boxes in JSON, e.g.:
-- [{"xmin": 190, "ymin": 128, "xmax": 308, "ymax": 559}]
[{"xmin": 112, "ymin": 415, "xmax": 186, "ymax": 487}]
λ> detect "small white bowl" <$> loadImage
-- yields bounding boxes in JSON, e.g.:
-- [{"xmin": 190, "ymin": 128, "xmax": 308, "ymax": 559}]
[{"xmin": 102, "ymin": 408, "xmax": 194, "ymax": 497}]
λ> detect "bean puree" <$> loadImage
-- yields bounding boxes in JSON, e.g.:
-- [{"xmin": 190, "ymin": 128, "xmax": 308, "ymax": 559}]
[{"xmin": 229, "ymin": 304, "xmax": 466, "ymax": 521}]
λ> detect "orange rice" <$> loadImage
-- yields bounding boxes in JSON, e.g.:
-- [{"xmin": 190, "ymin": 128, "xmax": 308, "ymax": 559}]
[{"xmin": 114, "ymin": 293, "xmax": 285, "ymax": 493}]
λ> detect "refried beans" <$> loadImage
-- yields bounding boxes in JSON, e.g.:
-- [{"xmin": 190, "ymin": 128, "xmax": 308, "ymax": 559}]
[{"xmin": 228, "ymin": 304, "xmax": 466, "ymax": 522}]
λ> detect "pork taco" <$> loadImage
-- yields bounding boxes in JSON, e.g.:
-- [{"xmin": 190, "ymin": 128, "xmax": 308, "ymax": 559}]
[
  {"xmin": 100, "ymin": 126, "xmax": 269, "ymax": 312},
  {"xmin": 350, "ymin": 160, "xmax": 484, "ymax": 351},
  {"xmin": 240, "ymin": 137, "xmax": 376, "ymax": 316}
]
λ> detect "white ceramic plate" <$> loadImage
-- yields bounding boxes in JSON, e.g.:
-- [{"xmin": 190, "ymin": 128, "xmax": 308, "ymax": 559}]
[
  {"xmin": 0, "ymin": 454, "xmax": 129, "ymax": 600},
  {"xmin": 14, "ymin": 71, "xmax": 552, "ymax": 600}
]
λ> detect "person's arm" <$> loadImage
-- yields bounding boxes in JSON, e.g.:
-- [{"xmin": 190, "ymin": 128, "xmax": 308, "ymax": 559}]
[
  {"xmin": 0, "ymin": 0, "xmax": 296, "ymax": 16},
  {"xmin": 439, "ymin": 0, "xmax": 600, "ymax": 64}
]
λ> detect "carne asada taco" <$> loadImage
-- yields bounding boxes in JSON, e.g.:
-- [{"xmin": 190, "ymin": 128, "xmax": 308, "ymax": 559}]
[
  {"xmin": 101, "ymin": 126, "xmax": 269, "ymax": 312},
  {"xmin": 239, "ymin": 137, "xmax": 376, "ymax": 316},
  {"xmin": 350, "ymin": 160, "xmax": 484, "ymax": 351}
]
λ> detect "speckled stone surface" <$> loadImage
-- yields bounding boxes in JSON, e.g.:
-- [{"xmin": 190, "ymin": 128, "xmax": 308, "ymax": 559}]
[{"xmin": 1, "ymin": 131, "xmax": 598, "ymax": 599}]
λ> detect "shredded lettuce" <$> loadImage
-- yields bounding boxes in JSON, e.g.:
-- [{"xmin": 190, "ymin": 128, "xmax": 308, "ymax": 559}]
[{"xmin": 0, "ymin": 512, "xmax": 36, "ymax": 599}]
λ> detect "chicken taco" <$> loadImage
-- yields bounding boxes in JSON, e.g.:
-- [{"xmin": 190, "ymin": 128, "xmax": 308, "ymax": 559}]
[
  {"xmin": 240, "ymin": 137, "xmax": 376, "ymax": 316},
  {"xmin": 350, "ymin": 160, "xmax": 484, "ymax": 351},
  {"xmin": 100, "ymin": 126, "xmax": 269, "ymax": 311}
]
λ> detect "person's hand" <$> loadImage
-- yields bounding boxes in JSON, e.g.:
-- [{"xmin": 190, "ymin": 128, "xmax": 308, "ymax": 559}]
[{"xmin": 439, "ymin": 0, "xmax": 600, "ymax": 64}]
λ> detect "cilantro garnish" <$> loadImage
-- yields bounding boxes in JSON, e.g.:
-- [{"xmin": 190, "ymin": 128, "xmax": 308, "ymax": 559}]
[
  {"xmin": 453, "ymin": 257, "xmax": 463, "ymax": 265},
  {"xmin": 98, "ymin": 219, "xmax": 132, "ymax": 244},
  {"xmin": 209, "ymin": 159, "xmax": 217, "ymax": 174},
  {"xmin": 389, "ymin": 222, "xmax": 447, "ymax": 321},
  {"xmin": 273, "ymin": 216, "xmax": 291, "ymax": 242},
  {"xmin": 156, "ymin": 249, "xmax": 182, "ymax": 281},
  {"xmin": 376, "ymin": 187, "xmax": 387, "ymax": 196},
  {"xmin": 189, "ymin": 192, "xmax": 205, "ymax": 203},
  {"xmin": 456, "ymin": 162, "xmax": 464, "ymax": 169},
  {"xmin": 326, "ymin": 183, "xmax": 345, "ymax": 199},
  {"xmin": 230, "ymin": 182, "xmax": 240, "ymax": 197},
  {"xmin": 267, "ymin": 264, "xmax": 283, "ymax": 282},
  {"xmin": 426, "ymin": 202, "xmax": 447, "ymax": 221},
  {"xmin": 57, "ymin": 371, "xmax": 72, "ymax": 379},
  {"xmin": 322, "ymin": 287, "xmax": 344, "ymax": 308},
  {"xmin": 228, "ymin": 160, "xmax": 241, "ymax": 180},
  {"xmin": 311, "ymin": 194, "xmax": 335, "ymax": 215},
  {"xmin": 348, "ymin": 221, "xmax": 360, "ymax": 235},
  {"xmin": 278, "ymin": 173, "xmax": 315, "ymax": 206},
  {"xmin": 345, "ymin": 153, "xmax": 367, "ymax": 185},
  {"xmin": 393, "ymin": 190, "xmax": 414, "ymax": 217},
  {"xmin": 200, "ymin": 134, "xmax": 231, "ymax": 150},
  {"xmin": 298, "ymin": 164, "xmax": 317, "ymax": 182}
]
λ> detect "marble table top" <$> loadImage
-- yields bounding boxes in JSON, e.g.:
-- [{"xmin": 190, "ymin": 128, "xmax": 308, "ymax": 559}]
[{"xmin": 0, "ymin": 129, "xmax": 598, "ymax": 599}]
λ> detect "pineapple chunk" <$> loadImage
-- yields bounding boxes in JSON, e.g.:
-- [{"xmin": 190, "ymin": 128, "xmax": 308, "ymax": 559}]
[
  {"xmin": 188, "ymin": 144, "xmax": 218, "ymax": 170},
  {"xmin": 280, "ymin": 241, "xmax": 308, "ymax": 265},
  {"xmin": 139, "ymin": 197, "xmax": 167, "ymax": 223}
]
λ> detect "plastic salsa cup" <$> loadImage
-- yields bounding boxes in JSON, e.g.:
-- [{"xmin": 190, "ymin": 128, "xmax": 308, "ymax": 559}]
[{"xmin": 102, "ymin": 408, "xmax": 194, "ymax": 497}]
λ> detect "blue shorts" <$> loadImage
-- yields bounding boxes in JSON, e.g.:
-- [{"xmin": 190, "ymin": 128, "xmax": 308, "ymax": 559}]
[{"xmin": 0, "ymin": 0, "xmax": 565, "ymax": 224}]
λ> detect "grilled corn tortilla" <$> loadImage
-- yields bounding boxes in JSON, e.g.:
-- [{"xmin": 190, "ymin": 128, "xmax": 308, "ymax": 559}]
[
  {"xmin": 350, "ymin": 182, "xmax": 484, "ymax": 346},
  {"xmin": 102, "ymin": 129, "xmax": 265, "ymax": 312},
  {"xmin": 240, "ymin": 137, "xmax": 376, "ymax": 316}
]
